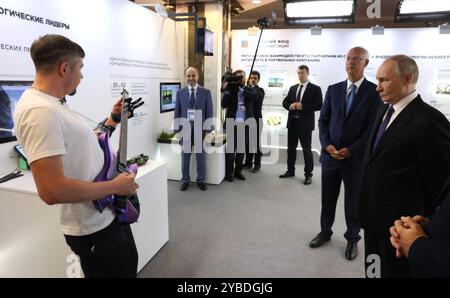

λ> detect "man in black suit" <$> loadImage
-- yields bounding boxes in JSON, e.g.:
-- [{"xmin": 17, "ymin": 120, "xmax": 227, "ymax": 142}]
[
  {"xmin": 243, "ymin": 70, "xmax": 265, "ymax": 173},
  {"xmin": 279, "ymin": 65, "xmax": 323, "ymax": 184},
  {"xmin": 359, "ymin": 55, "xmax": 450, "ymax": 278},
  {"xmin": 310, "ymin": 47, "xmax": 382, "ymax": 261},
  {"xmin": 221, "ymin": 70, "xmax": 257, "ymax": 182},
  {"xmin": 389, "ymin": 177, "xmax": 450, "ymax": 277}
]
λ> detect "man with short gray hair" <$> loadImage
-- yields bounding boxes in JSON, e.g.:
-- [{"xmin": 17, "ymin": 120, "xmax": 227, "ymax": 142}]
[{"xmin": 359, "ymin": 54, "xmax": 450, "ymax": 278}]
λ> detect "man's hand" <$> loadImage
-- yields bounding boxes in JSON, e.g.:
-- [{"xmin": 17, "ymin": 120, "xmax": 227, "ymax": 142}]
[
  {"xmin": 389, "ymin": 216, "xmax": 428, "ymax": 258},
  {"xmin": 289, "ymin": 103, "xmax": 297, "ymax": 110},
  {"xmin": 296, "ymin": 102, "xmax": 303, "ymax": 110},
  {"xmin": 112, "ymin": 172, "xmax": 139, "ymax": 196},
  {"xmin": 105, "ymin": 97, "xmax": 124, "ymax": 127},
  {"xmin": 335, "ymin": 147, "xmax": 351, "ymax": 160},
  {"xmin": 412, "ymin": 215, "xmax": 430, "ymax": 228},
  {"xmin": 326, "ymin": 145, "xmax": 340, "ymax": 159}
]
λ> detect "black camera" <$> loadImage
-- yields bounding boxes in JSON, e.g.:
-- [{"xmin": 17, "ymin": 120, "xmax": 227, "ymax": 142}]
[{"xmin": 221, "ymin": 71, "xmax": 243, "ymax": 92}]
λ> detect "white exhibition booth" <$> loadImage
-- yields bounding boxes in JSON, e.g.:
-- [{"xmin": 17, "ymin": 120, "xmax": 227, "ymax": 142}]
[{"xmin": 0, "ymin": 0, "xmax": 184, "ymax": 277}]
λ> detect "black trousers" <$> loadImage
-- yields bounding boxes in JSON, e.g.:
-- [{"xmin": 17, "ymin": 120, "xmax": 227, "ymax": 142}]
[
  {"xmin": 244, "ymin": 118, "xmax": 262, "ymax": 167},
  {"xmin": 320, "ymin": 165, "xmax": 362, "ymax": 243},
  {"xmin": 64, "ymin": 217, "xmax": 138, "ymax": 278},
  {"xmin": 364, "ymin": 231, "xmax": 412, "ymax": 278},
  {"xmin": 225, "ymin": 124, "xmax": 248, "ymax": 176},
  {"xmin": 287, "ymin": 122, "xmax": 313, "ymax": 177}
]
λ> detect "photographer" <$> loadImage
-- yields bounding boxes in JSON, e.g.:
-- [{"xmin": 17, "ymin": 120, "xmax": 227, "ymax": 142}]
[{"xmin": 221, "ymin": 69, "xmax": 257, "ymax": 182}]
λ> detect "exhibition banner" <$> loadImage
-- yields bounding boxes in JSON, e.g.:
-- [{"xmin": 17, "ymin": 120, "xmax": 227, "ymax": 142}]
[{"xmin": 232, "ymin": 28, "xmax": 450, "ymax": 151}]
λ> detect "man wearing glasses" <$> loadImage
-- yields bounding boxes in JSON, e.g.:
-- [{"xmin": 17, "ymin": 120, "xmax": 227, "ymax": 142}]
[{"xmin": 309, "ymin": 47, "xmax": 382, "ymax": 261}]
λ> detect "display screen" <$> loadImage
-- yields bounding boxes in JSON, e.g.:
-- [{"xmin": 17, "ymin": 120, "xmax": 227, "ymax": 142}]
[
  {"xmin": 160, "ymin": 82, "xmax": 181, "ymax": 113},
  {"xmin": 0, "ymin": 80, "xmax": 33, "ymax": 144}
]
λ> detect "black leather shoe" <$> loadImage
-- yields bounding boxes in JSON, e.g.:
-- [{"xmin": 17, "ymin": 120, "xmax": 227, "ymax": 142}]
[
  {"xmin": 180, "ymin": 182, "xmax": 189, "ymax": 191},
  {"xmin": 252, "ymin": 166, "xmax": 260, "ymax": 173},
  {"xmin": 225, "ymin": 175, "xmax": 234, "ymax": 182},
  {"xmin": 197, "ymin": 182, "xmax": 207, "ymax": 191},
  {"xmin": 243, "ymin": 163, "xmax": 252, "ymax": 169},
  {"xmin": 234, "ymin": 172, "xmax": 246, "ymax": 180},
  {"xmin": 279, "ymin": 171, "xmax": 295, "ymax": 178},
  {"xmin": 303, "ymin": 176, "xmax": 312, "ymax": 185},
  {"xmin": 309, "ymin": 233, "xmax": 331, "ymax": 248},
  {"xmin": 345, "ymin": 242, "xmax": 358, "ymax": 260}
]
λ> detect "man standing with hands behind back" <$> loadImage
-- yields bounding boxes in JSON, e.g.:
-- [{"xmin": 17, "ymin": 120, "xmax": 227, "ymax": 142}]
[
  {"xmin": 280, "ymin": 65, "xmax": 323, "ymax": 185},
  {"xmin": 310, "ymin": 47, "xmax": 382, "ymax": 261}
]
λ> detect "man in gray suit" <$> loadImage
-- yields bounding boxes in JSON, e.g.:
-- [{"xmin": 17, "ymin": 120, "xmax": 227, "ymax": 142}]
[{"xmin": 174, "ymin": 67, "xmax": 213, "ymax": 191}]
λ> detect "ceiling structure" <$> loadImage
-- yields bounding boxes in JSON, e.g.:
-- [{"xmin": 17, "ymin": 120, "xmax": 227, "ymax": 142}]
[{"xmin": 132, "ymin": 0, "xmax": 449, "ymax": 29}]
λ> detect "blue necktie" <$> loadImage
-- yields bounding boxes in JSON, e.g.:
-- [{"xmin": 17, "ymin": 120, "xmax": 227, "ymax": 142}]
[
  {"xmin": 189, "ymin": 88, "xmax": 195, "ymax": 109},
  {"xmin": 372, "ymin": 105, "xmax": 395, "ymax": 152},
  {"xmin": 345, "ymin": 84, "xmax": 356, "ymax": 115}
]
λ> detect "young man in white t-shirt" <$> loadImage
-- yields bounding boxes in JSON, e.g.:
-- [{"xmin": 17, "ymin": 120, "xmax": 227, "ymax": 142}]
[{"xmin": 14, "ymin": 34, "xmax": 139, "ymax": 277}]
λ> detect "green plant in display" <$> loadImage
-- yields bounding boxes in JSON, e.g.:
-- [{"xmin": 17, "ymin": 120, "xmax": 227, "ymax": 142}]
[
  {"xmin": 159, "ymin": 131, "xmax": 175, "ymax": 139},
  {"xmin": 127, "ymin": 154, "xmax": 149, "ymax": 166}
]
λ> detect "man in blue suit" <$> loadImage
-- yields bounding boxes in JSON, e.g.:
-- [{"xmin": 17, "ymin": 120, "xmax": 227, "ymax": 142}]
[
  {"xmin": 174, "ymin": 67, "xmax": 213, "ymax": 191},
  {"xmin": 310, "ymin": 47, "xmax": 382, "ymax": 260}
]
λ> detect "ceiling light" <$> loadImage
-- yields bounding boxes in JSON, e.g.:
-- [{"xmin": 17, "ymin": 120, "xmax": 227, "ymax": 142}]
[
  {"xmin": 285, "ymin": 0, "xmax": 354, "ymax": 18},
  {"xmin": 396, "ymin": 0, "xmax": 450, "ymax": 23}
]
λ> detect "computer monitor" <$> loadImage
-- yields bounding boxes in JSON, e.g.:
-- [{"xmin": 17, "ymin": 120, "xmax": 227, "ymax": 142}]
[
  {"xmin": 0, "ymin": 80, "xmax": 33, "ymax": 144},
  {"xmin": 197, "ymin": 28, "xmax": 214, "ymax": 56},
  {"xmin": 160, "ymin": 82, "xmax": 181, "ymax": 113}
]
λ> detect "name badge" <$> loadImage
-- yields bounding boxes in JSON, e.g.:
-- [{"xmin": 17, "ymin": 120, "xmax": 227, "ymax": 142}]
[
  {"xmin": 188, "ymin": 109, "xmax": 195, "ymax": 121},
  {"xmin": 239, "ymin": 103, "xmax": 246, "ymax": 112}
]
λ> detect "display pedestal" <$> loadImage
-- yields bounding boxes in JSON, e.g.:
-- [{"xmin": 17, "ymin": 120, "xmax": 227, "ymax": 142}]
[
  {"xmin": 0, "ymin": 160, "xmax": 168, "ymax": 277},
  {"xmin": 158, "ymin": 133, "xmax": 226, "ymax": 185}
]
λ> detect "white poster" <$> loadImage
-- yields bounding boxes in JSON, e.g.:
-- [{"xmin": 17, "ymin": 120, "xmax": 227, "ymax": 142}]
[
  {"xmin": 232, "ymin": 28, "xmax": 450, "ymax": 151},
  {"xmin": 0, "ymin": 0, "xmax": 185, "ymax": 170}
]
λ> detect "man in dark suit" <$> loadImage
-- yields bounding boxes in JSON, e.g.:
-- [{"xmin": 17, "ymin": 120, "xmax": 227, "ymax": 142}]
[
  {"xmin": 389, "ymin": 177, "xmax": 450, "ymax": 277},
  {"xmin": 359, "ymin": 55, "xmax": 450, "ymax": 278},
  {"xmin": 174, "ymin": 66, "xmax": 213, "ymax": 191},
  {"xmin": 221, "ymin": 69, "xmax": 257, "ymax": 182},
  {"xmin": 310, "ymin": 47, "xmax": 382, "ymax": 261},
  {"xmin": 279, "ymin": 65, "xmax": 323, "ymax": 184},
  {"xmin": 243, "ymin": 70, "xmax": 265, "ymax": 173}
]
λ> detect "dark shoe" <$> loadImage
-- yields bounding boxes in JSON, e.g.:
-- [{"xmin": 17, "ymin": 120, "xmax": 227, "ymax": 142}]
[
  {"xmin": 279, "ymin": 171, "xmax": 295, "ymax": 178},
  {"xmin": 309, "ymin": 233, "xmax": 331, "ymax": 248},
  {"xmin": 197, "ymin": 182, "xmax": 207, "ymax": 191},
  {"xmin": 225, "ymin": 175, "xmax": 234, "ymax": 182},
  {"xmin": 234, "ymin": 172, "xmax": 246, "ymax": 180},
  {"xmin": 345, "ymin": 242, "xmax": 358, "ymax": 260},
  {"xmin": 243, "ymin": 163, "xmax": 252, "ymax": 169},
  {"xmin": 180, "ymin": 182, "xmax": 189, "ymax": 191},
  {"xmin": 252, "ymin": 166, "xmax": 260, "ymax": 173},
  {"xmin": 303, "ymin": 176, "xmax": 312, "ymax": 185}
]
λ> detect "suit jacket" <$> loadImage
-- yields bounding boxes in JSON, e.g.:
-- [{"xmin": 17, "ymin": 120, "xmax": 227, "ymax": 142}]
[
  {"xmin": 318, "ymin": 78, "xmax": 382, "ymax": 171},
  {"xmin": 221, "ymin": 87, "xmax": 256, "ymax": 124},
  {"xmin": 174, "ymin": 85, "xmax": 213, "ymax": 133},
  {"xmin": 251, "ymin": 85, "xmax": 265, "ymax": 119},
  {"xmin": 359, "ymin": 96, "xmax": 450, "ymax": 237},
  {"xmin": 409, "ymin": 178, "xmax": 450, "ymax": 277},
  {"xmin": 283, "ymin": 82, "xmax": 323, "ymax": 131}
]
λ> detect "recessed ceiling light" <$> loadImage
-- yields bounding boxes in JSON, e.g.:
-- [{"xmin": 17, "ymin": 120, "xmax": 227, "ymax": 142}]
[{"xmin": 252, "ymin": 0, "xmax": 262, "ymax": 4}]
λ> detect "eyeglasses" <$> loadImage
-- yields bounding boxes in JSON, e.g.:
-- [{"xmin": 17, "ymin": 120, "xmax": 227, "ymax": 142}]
[{"xmin": 346, "ymin": 56, "xmax": 367, "ymax": 63}]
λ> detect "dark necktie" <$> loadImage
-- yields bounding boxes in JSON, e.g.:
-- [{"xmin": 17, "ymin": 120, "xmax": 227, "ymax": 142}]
[
  {"xmin": 345, "ymin": 84, "xmax": 356, "ymax": 115},
  {"xmin": 189, "ymin": 88, "xmax": 195, "ymax": 108},
  {"xmin": 372, "ymin": 105, "xmax": 395, "ymax": 152},
  {"xmin": 296, "ymin": 85, "xmax": 304, "ymax": 102}
]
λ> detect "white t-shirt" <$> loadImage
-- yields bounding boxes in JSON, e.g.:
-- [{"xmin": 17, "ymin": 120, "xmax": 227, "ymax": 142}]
[{"xmin": 14, "ymin": 88, "xmax": 115, "ymax": 236}]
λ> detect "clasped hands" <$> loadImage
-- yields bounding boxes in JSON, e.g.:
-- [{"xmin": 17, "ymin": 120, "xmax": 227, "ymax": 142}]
[
  {"xmin": 389, "ymin": 215, "xmax": 429, "ymax": 258},
  {"xmin": 326, "ymin": 145, "xmax": 351, "ymax": 160},
  {"xmin": 289, "ymin": 102, "xmax": 303, "ymax": 111}
]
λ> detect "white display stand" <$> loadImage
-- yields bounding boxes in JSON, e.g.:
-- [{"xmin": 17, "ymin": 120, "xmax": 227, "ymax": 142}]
[
  {"xmin": 158, "ymin": 134, "xmax": 226, "ymax": 185},
  {"xmin": 0, "ymin": 160, "xmax": 168, "ymax": 277}
]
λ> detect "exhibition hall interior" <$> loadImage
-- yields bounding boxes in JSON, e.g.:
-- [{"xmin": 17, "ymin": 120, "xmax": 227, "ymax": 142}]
[{"xmin": 0, "ymin": 0, "xmax": 449, "ymax": 279}]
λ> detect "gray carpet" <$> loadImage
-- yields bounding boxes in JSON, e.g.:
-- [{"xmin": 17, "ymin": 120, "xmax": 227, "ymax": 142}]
[{"xmin": 138, "ymin": 163, "xmax": 365, "ymax": 278}]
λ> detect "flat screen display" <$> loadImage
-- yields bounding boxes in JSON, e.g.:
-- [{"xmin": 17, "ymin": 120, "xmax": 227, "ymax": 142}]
[
  {"xmin": 0, "ymin": 80, "xmax": 33, "ymax": 144},
  {"xmin": 160, "ymin": 82, "xmax": 181, "ymax": 113}
]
